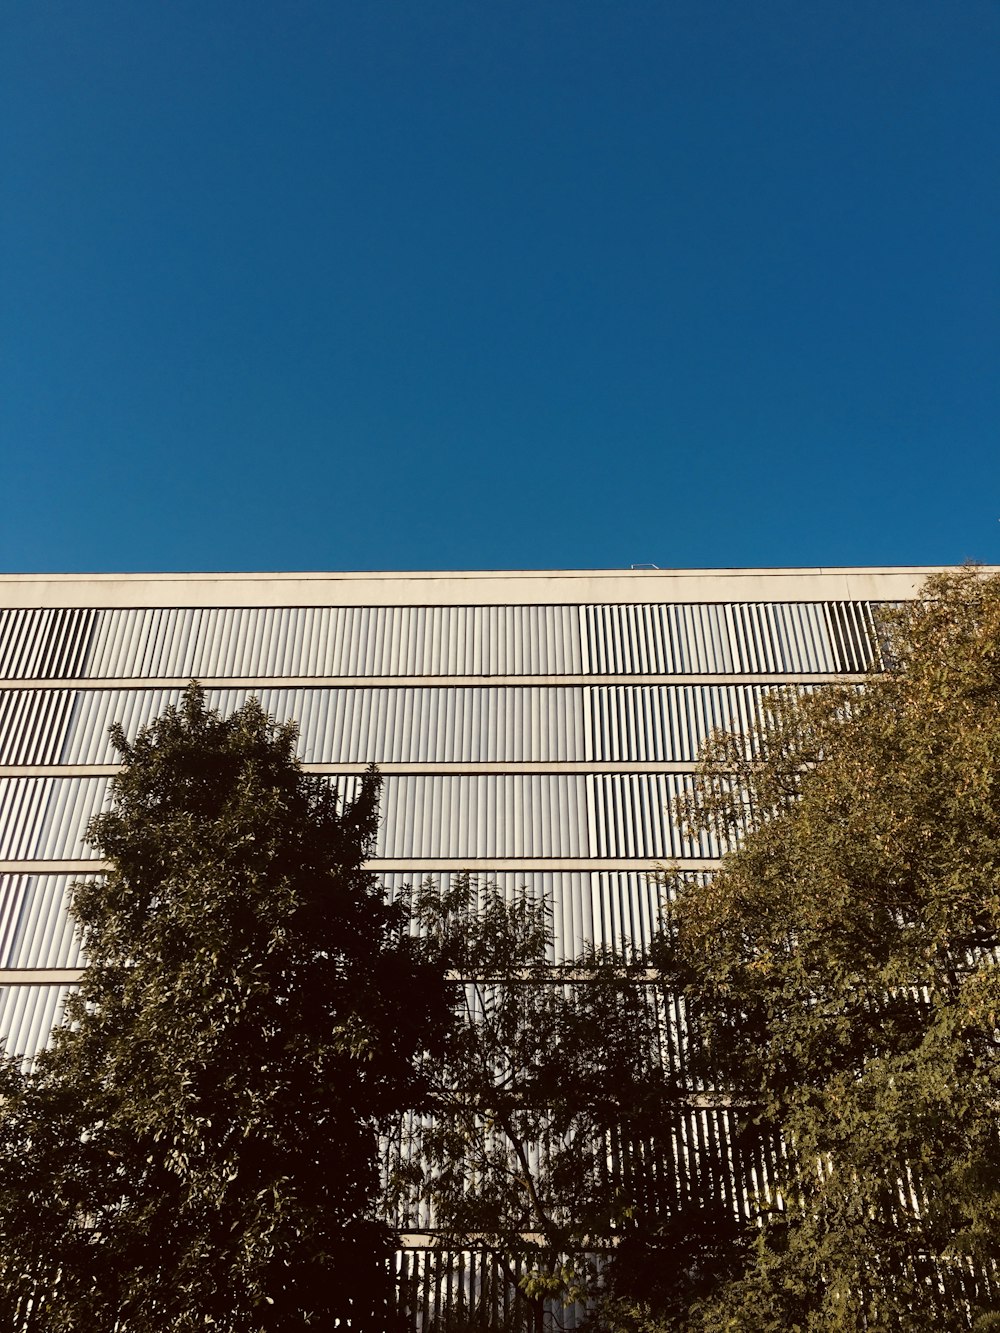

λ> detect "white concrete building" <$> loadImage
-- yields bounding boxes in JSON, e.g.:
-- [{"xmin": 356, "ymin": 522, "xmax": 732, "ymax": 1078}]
[{"xmin": 0, "ymin": 566, "xmax": 948, "ymax": 1319}]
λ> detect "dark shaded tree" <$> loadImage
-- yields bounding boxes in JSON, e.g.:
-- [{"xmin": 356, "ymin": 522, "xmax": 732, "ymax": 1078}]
[
  {"xmin": 596, "ymin": 1203, "xmax": 749, "ymax": 1333},
  {"xmin": 628, "ymin": 569, "xmax": 1000, "ymax": 1331},
  {"xmin": 0, "ymin": 685, "xmax": 448, "ymax": 1331}
]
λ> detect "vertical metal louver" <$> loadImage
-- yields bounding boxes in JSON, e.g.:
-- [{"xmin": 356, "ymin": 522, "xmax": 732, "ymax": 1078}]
[
  {"xmin": 0, "ymin": 777, "xmax": 111, "ymax": 861},
  {"xmin": 0, "ymin": 609, "xmax": 98, "ymax": 680},
  {"xmin": 0, "ymin": 875, "xmax": 85, "ymax": 969},
  {"xmin": 588, "ymin": 774, "xmax": 736, "ymax": 859},
  {"xmin": 0, "ymin": 984, "xmax": 73, "ymax": 1067},
  {"xmin": 0, "ymin": 689, "xmax": 77, "ymax": 765},
  {"xmin": 824, "ymin": 601, "xmax": 880, "ymax": 672}
]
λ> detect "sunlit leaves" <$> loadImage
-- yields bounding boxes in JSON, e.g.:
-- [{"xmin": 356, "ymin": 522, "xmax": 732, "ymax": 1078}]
[{"xmin": 648, "ymin": 569, "xmax": 1000, "ymax": 1331}]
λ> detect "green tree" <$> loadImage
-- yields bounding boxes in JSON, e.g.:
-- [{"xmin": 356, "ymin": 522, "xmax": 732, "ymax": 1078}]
[
  {"xmin": 389, "ymin": 875, "xmax": 682, "ymax": 1332},
  {"xmin": 628, "ymin": 569, "xmax": 1000, "ymax": 1331},
  {"xmin": 0, "ymin": 685, "xmax": 448, "ymax": 1331}
]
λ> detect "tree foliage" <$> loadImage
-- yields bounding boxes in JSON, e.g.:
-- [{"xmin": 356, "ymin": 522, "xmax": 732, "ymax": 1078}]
[
  {"xmin": 389, "ymin": 876, "xmax": 679, "ymax": 1331},
  {"xmin": 0, "ymin": 685, "xmax": 448, "ymax": 1331},
  {"xmin": 637, "ymin": 569, "xmax": 1000, "ymax": 1331}
]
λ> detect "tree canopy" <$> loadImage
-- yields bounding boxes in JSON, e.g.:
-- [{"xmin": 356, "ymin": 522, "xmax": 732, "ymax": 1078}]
[
  {"xmin": 0, "ymin": 685, "xmax": 448, "ymax": 1331},
  {"xmin": 636, "ymin": 568, "xmax": 1000, "ymax": 1331}
]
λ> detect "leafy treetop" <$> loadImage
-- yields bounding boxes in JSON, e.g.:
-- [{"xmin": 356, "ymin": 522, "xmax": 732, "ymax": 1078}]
[{"xmin": 644, "ymin": 568, "xmax": 1000, "ymax": 1332}]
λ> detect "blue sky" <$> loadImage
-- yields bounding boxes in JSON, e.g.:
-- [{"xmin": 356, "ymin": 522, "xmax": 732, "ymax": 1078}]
[{"xmin": 2, "ymin": 1, "xmax": 997, "ymax": 573}]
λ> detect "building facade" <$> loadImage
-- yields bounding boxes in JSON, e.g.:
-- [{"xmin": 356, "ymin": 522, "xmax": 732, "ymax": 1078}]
[{"xmin": 0, "ymin": 566, "xmax": 944, "ymax": 1320}]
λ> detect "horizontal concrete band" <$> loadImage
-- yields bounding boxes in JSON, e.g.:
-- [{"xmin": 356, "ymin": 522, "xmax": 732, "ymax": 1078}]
[
  {"xmin": 396, "ymin": 1232, "xmax": 556, "ymax": 1248},
  {"xmin": 0, "ymin": 970, "xmax": 664, "ymax": 986},
  {"xmin": 0, "ymin": 672, "xmax": 866, "ymax": 689},
  {"xmin": 0, "ymin": 858, "xmax": 721, "ymax": 875},
  {"xmin": 0, "ymin": 969, "xmax": 83, "ymax": 984},
  {"xmin": 0, "ymin": 566, "xmax": 956, "ymax": 610},
  {"xmin": 0, "ymin": 967, "xmax": 694, "ymax": 987},
  {"xmin": 0, "ymin": 761, "xmax": 711, "ymax": 778}
]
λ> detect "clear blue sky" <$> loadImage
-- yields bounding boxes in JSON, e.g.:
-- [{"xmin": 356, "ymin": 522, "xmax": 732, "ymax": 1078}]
[{"xmin": 2, "ymin": 1, "xmax": 997, "ymax": 573}]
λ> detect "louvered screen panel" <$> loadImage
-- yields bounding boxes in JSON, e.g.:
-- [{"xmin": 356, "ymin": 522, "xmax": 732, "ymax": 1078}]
[
  {"xmin": 0, "ymin": 870, "xmax": 681, "ymax": 984},
  {"xmin": 727, "ymin": 602, "xmax": 830, "ymax": 673},
  {"xmin": 392, "ymin": 1104, "xmax": 780, "ymax": 1233},
  {"xmin": 581, "ymin": 603, "xmax": 881, "ymax": 674},
  {"xmin": 610, "ymin": 1106, "xmax": 780, "ymax": 1222},
  {"xmin": 454, "ymin": 981, "xmax": 702, "ymax": 1087},
  {"xmin": 0, "ymin": 984, "xmax": 73, "ymax": 1066},
  {"xmin": 0, "ymin": 875, "xmax": 85, "ymax": 969},
  {"xmin": 675, "ymin": 604, "xmax": 735, "ymax": 672},
  {"xmin": 0, "ymin": 689, "xmax": 76, "ymax": 765},
  {"xmin": 585, "ymin": 869, "xmax": 707, "ymax": 957},
  {"xmin": 0, "ymin": 772, "xmax": 730, "ymax": 863},
  {"xmin": 36, "ymin": 685, "xmax": 588, "ymax": 766},
  {"xmin": 586, "ymin": 684, "xmax": 812, "ymax": 762},
  {"xmin": 580, "ymin": 604, "xmax": 670, "ymax": 673},
  {"xmin": 61, "ymin": 605, "xmax": 584, "ymax": 679},
  {"xmin": 582, "ymin": 603, "xmax": 736, "ymax": 673},
  {"xmin": 2, "ymin": 684, "xmax": 833, "ymax": 767},
  {"xmin": 381, "ymin": 869, "xmax": 686, "ymax": 962},
  {"xmin": 376, "ymin": 775, "xmax": 589, "ymax": 860},
  {"xmin": 394, "ymin": 1100, "xmax": 740, "ymax": 1233},
  {"xmin": 0, "ymin": 609, "xmax": 98, "ymax": 679},
  {"xmin": 0, "ymin": 777, "xmax": 111, "ymax": 861},
  {"xmin": 825, "ymin": 600, "xmax": 883, "ymax": 671},
  {"xmin": 588, "ymin": 774, "xmax": 736, "ymax": 859},
  {"xmin": 258, "ymin": 687, "xmax": 592, "ymax": 762},
  {"xmin": 55, "ymin": 688, "xmax": 183, "ymax": 764},
  {"xmin": 213, "ymin": 684, "xmax": 587, "ymax": 763},
  {"xmin": 0, "ymin": 602, "xmax": 882, "ymax": 680}
]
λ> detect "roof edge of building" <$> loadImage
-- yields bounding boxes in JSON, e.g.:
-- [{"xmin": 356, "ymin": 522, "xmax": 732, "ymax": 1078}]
[{"xmin": 0, "ymin": 565, "xmax": 990, "ymax": 609}]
